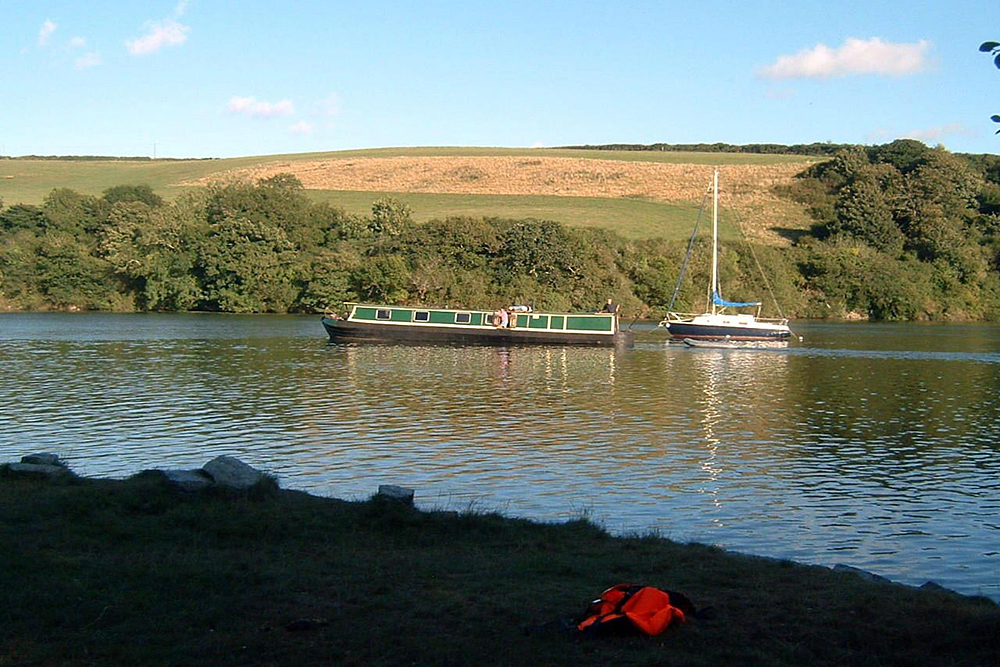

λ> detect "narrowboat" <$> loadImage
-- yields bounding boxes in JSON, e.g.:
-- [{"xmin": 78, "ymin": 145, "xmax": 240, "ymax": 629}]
[{"xmin": 321, "ymin": 303, "xmax": 633, "ymax": 347}]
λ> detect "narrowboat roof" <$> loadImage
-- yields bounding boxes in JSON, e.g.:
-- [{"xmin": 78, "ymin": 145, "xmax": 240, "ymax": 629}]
[{"xmin": 341, "ymin": 302, "xmax": 609, "ymax": 316}]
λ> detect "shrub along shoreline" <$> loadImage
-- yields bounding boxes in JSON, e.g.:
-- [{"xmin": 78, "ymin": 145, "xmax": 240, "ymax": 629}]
[{"xmin": 1, "ymin": 463, "xmax": 997, "ymax": 667}]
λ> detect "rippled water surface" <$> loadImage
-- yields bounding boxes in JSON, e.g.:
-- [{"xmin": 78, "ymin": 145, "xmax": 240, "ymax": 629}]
[{"xmin": 2, "ymin": 313, "xmax": 999, "ymax": 599}]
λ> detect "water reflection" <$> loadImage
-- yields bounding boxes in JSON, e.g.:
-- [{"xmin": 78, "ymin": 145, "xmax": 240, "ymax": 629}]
[
  {"xmin": 0, "ymin": 315, "xmax": 998, "ymax": 600},
  {"xmin": 693, "ymin": 354, "xmax": 724, "ymax": 519}
]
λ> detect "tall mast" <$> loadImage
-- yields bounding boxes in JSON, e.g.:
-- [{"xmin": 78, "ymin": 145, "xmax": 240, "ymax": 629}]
[{"xmin": 710, "ymin": 169, "xmax": 718, "ymax": 316}]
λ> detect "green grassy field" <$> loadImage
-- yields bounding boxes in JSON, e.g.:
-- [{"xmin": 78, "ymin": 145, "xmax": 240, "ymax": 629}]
[
  {"xmin": 312, "ymin": 189, "xmax": 714, "ymax": 240},
  {"xmin": 0, "ymin": 147, "xmax": 818, "ymax": 241}
]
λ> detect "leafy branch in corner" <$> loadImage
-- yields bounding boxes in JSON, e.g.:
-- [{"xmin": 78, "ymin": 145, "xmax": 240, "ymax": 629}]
[{"xmin": 981, "ymin": 41, "xmax": 1000, "ymax": 133}]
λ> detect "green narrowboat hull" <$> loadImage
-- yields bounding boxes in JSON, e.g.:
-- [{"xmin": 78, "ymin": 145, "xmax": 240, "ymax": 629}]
[{"xmin": 322, "ymin": 304, "xmax": 632, "ymax": 348}]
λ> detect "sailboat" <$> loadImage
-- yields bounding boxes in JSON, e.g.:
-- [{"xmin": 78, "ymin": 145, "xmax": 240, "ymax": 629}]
[{"xmin": 659, "ymin": 170, "xmax": 791, "ymax": 341}]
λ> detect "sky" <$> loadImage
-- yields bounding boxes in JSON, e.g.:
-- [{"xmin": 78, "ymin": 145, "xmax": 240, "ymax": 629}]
[{"xmin": 2, "ymin": 0, "xmax": 999, "ymax": 158}]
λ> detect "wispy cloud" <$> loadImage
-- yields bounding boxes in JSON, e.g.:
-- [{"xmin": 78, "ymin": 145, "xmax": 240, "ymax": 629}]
[
  {"xmin": 759, "ymin": 37, "xmax": 931, "ymax": 79},
  {"xmin": 290, "ymin": 121, "xmax": 314, "ymax": 135},
  {"xmin": 38, "ymin": 20, "xmax": 56, "ymax": 47},
  {"xmin": 34, "ymin": 22, "xmax": 99, "ymax": 69},
  {"xmin": 126, "ymin": 18, "xmax": 190, "ymax": 55},
  {"xmin": 317, "ymin": 93, "xmax": 339, "ymax": 117},
  {"xmin": 74, "ymin": 52, "xmax": 102, "ymax": 70},
  {"xmin": 905, "ymin": 123, "xmax": 972, "ymax": 144},
  {"xmin": 867, "ymin": 123, "xmax": 972, "ymax": 146},
  {"xmin": 228, "ymin": 96, "xmax": 296, "ymax": 118}
]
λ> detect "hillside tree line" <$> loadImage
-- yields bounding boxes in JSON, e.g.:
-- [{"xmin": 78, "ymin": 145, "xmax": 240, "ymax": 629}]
[{"xmin": 1, "ymin": 140, "xmax": 1000, "ymax": 320}]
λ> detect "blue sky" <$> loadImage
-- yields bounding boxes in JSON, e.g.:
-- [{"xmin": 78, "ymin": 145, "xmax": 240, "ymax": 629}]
[{"xmin": 3, "ymin": 0, "xmax": 999, "ymax": 158}]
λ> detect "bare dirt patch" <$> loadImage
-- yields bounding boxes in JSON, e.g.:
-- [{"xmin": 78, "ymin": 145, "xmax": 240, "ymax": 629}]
[{"xmin": 190, "ymin": 156, "xmax": 810, "ymax": 242}]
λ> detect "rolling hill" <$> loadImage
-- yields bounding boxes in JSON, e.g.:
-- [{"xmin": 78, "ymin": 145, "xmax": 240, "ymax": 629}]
[{"xmin": 0, "ymin": 147, "xmax": 820, "ymax": 242}]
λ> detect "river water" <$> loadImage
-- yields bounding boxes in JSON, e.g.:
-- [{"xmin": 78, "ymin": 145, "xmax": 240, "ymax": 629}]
[{"xmin": 2, "ymin": 313, "xmax": 998, "ymax": 600}]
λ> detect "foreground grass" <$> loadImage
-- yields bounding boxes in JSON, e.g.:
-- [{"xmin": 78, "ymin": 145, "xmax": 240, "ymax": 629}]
[{"xmin": 2, "ymin": 473, "xmax": 996, "ymax": 667}]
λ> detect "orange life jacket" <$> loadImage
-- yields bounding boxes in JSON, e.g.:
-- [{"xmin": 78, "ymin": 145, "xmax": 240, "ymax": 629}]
[{"xmin": 577, "ymin": 584, "xmax": 688, "ymax": 636}]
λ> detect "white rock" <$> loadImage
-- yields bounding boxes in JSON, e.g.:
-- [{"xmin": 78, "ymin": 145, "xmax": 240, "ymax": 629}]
[
  {"xmin": 202, "ymin": 456, "xmax": 264, "ymax": 489},
  {"xmin": 5, "ymin": 462, "xmax": 75, "ymax": 478},
  {"xmin": 21, "ymin": 453, "xmax": 65, "ymax": 467},
  {"xmin": 377, "ymin": 484, "xmax": 415, "ymax": 505}
]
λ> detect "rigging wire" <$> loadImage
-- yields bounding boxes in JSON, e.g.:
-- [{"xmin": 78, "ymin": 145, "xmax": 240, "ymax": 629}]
[
  {"xmin": 666, "ymin": 181, "xmax": 713, "ymax": 313},
  {"xmin": 729, "ymin": 207, "xmax": 787, "ymax": 320}
]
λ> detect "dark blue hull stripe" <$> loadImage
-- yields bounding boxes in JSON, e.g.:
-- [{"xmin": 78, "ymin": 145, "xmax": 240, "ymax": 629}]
[{"xmin": 665, "ymin": 322, "xmax": 789, "ymax": 341}]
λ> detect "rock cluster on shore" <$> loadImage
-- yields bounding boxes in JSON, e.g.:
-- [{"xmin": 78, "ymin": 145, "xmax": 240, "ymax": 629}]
[
  {"xmin": 1, "ymin": 452, "xmax": 271, "ymax": 491},
  {"xmin": 3, "ymin": 452, "xmax": 77, "ymax": 478},
  {"xmin": 153, "ymin": 455, "xmax": 269, "ymax": 491},
  {"xmin": 2, "ymin": 452, "xmax": 418, "ymax": 503}
]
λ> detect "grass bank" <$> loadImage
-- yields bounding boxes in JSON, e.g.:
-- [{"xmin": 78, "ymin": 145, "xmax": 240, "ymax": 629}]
[{"xmin": 2, "ymin": 472, "xmax": 996, "ymax": 667}]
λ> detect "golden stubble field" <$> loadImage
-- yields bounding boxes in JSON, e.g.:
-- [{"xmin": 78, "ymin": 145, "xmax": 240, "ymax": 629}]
[{"xmin": 193, "ymin": 155, "xmax": 811, "ymax": 243}]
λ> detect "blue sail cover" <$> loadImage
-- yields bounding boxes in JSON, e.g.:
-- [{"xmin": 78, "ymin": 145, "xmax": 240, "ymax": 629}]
[{"xmin": 712, "ymin": 290, "xmax": 761, "ymax": 308}]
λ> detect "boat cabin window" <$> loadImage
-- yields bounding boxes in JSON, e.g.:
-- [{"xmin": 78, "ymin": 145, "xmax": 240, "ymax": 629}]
[
  {"xmin": 413, "ymin": 311, "xmax": 430, "ymax": 322},
  {"xmin": 455, "ymin": 312, "xmax": 472, "ymax": 324},
  {"xmin": 376, "ymin": 309, "xmax": 392, "ymax": 320}
]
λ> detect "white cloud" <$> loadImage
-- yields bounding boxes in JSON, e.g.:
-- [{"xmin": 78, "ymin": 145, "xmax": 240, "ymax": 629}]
[
  {"xmin": 318, "ymin": 93, "xmax": 339, "ymax": 116},
  {"xmin": 228, "ymin": 96, "xmax": 295, "ymax": 118},
  {"xmin": 866, "ymin": 123, "xmax": 972, "ymax": 146},
  {"xmin": 126, "ymin": 18, "xmax": 190, "ymax": 55},
  {"xmin": 74, "ymin": 52, "xmax": 101, "ymax": 70},
  {"xmin": 68, "ymin": 36, "xmax": 86, "ymax": 49},
  {"xmin": 228, "ymin": 96, "xmax": 254, "ymax": 112},
  {"xmin": 759, "ymin": 37, "xmax": 930, "ymax": 79},
  {"xmin": 905, "ymin": 123, "xmax": 972, "ymax": 144},
  {"xmin": 174, "ymin": 0, "xmax": 190, "ymax": 17},
  {"xmin": 290, "ymin": 121, "xmax": 314, "ymax": 135},
  {"xmin": 38, "ymin": 20, "xmax": 56, "ymax": 47}
]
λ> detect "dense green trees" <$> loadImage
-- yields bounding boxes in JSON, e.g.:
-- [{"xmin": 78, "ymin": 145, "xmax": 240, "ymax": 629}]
[
  {"xmin": 788, "ymin": 140, "xmax": 1000, "ymax": 319},
  {"xmin": 0, "ymin": 173, "xmax": 667, "ymax": 315},
  {"xmin": 2, "ymin": 140, "xmax": 1000, "ymax": 320}
]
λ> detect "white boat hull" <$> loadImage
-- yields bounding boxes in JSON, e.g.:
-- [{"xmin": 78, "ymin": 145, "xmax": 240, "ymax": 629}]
[{"xmin": 664, "ymin": 313, "xmax": 791, "ymax": 341}]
